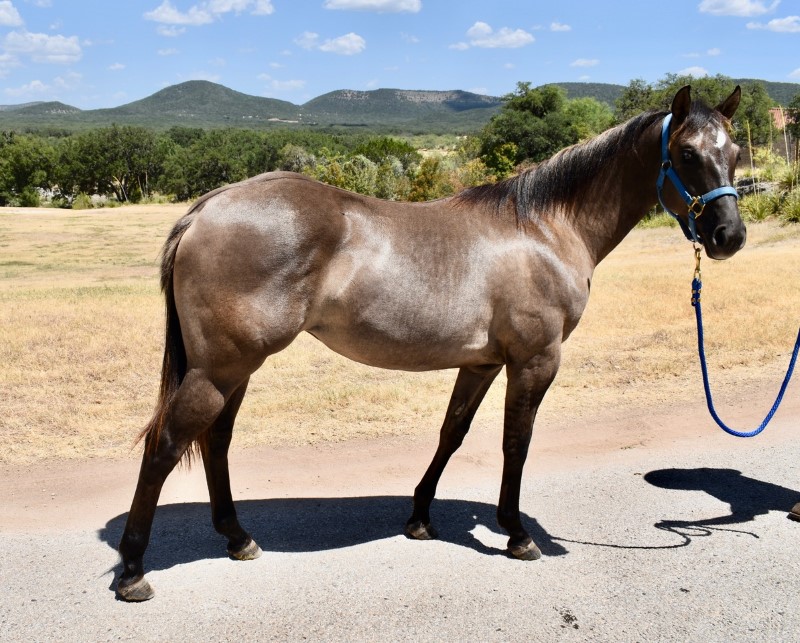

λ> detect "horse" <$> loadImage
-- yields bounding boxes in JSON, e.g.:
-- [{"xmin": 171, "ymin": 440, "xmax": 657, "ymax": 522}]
[{"xmin": 117, "ymin": 85, "xmax": 746, "ymax": 601}]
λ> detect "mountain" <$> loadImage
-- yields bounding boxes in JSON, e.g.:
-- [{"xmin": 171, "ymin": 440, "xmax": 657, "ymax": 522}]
[
  {"xmin": 733, "ymin": 79, "xmax": 800, "ymax": 106},
  {"xmin": 102, "ymin": 81, "xmax": 301, "ymax": 125},
  {"xmin": 301, "ymin": 88, "xmax": 502, "ymax": 128},
  {"xmin": 0, "ymin": 79, "xmax": 796, "ymax": 134}
]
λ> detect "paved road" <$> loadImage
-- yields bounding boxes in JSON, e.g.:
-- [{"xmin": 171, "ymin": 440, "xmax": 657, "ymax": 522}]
[{"xmin": 1, "ymin": 398, "xmax": 799, "ymax": 641}]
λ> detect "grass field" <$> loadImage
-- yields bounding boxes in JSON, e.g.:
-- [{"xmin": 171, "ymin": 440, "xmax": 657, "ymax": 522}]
[{"xmin": 1, "ymin": 204, "xmax": 799, "ymax": 463}]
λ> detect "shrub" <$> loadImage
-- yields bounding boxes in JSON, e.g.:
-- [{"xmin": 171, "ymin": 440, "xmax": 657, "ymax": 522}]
[
  {"xmin": 779, "ymin": 191, "xmax": 800, "ymax": 224},
  {"xmin": 71, "ymin": 193, "xmax": 94, "ymax": 210},
  {"xmin": 738, "ymin": 193, "xmax": 779, "ymax": 222}
]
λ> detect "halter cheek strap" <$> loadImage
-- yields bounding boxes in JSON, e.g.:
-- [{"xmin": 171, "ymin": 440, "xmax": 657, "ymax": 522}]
[{"xmin": 656, "ymin": 113, "xmax": 739, "ymax": 244}]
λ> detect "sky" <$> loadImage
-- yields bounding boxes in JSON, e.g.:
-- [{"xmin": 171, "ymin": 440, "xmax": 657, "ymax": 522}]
[{"xmin": 0, "ymin": 0, "xmax": 798, "ymax": 110}]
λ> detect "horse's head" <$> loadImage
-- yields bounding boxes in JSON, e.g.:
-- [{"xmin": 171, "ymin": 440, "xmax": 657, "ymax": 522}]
[{"xmin": 658, "ymin": 85, "xmax": 746, "ymax": 260}]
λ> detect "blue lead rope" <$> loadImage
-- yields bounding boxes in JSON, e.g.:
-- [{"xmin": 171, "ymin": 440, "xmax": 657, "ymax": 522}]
[{"xmin": 692, "ymin": 275, "xmax": 800, "ymax": 437}]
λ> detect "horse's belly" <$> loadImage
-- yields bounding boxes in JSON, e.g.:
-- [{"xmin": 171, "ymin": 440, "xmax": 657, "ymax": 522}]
[{"xmin": 307, "ymin": 311, "xmax": 496, "ymax": 372}]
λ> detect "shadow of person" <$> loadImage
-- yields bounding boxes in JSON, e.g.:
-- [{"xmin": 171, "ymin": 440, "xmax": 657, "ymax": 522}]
[
  {"xmin": 99, "ymin": 495, "xmax": 568, "ymax": 579},
  {"xmin": 644, "ymin": 468, "xmax": 800, "ymax": 544}
]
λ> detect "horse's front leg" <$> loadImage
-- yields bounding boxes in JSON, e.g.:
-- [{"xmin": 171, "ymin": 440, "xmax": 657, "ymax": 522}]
[
  {"xmin": 406, "ymin": 364, "xmax": 502, "ymax": 540},
  {"xmin": 498, "ymin": 347, "xmax": 560, "ymax": 560}
]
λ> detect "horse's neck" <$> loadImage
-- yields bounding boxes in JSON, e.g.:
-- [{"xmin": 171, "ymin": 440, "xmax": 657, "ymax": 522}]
[{"xmin": 565, "ymin": 122, "xmax": 662, "ymax": 267}]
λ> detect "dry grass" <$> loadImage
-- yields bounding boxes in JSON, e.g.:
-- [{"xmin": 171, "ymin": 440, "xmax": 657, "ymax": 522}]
[{"xmin": 1, "ymin": 205, "xmax": 799, "ymax": 463}]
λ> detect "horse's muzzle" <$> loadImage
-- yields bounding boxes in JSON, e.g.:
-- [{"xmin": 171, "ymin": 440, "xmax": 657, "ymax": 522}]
[{"xmin": 706, "ymin": 221, "xmax": 746, "ymax": 260}]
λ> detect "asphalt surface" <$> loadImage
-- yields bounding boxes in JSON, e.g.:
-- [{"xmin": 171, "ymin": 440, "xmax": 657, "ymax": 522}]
[{"xmin": 1, "ymin": 398, "xmax": 800, "ymax": 642}]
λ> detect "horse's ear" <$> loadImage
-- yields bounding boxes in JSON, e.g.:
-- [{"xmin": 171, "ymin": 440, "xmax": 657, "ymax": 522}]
[
  {"xmin": 715, "ymin": 85, "xmax": 741, "ymax": 120},
  {"xmin": 670, "ymin": 85, "xmax": 692, "ymax": 125}
]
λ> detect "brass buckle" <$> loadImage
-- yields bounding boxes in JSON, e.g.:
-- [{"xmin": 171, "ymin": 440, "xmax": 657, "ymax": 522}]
[{"xmin": 688, "ymin": 196, "xmax": 705, "ymax": 217}]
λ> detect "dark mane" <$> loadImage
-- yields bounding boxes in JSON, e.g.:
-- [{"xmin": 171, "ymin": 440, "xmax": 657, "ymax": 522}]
[{"xmin": 455, "ymin": 110, "xmax": 669, "ymax": 223}]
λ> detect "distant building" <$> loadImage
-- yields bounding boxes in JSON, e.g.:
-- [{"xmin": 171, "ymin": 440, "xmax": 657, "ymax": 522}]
[{"xmin": 770, "ymin": 107, "xmax": 787, "ymax": 130}]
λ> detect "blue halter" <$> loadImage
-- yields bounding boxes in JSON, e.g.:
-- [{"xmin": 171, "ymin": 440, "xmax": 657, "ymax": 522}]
[{"xmin": 656, "ymin": 113, "xmax": 739, "ymax": 243}]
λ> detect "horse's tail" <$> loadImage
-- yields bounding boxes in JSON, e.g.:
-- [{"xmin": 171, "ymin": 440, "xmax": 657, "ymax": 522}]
[{"xmin": 136, "ymin": 208, "xmax": 198, "ymax": 454}]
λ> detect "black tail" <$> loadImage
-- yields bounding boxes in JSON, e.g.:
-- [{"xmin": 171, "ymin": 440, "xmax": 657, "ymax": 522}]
[{"xmin": 136, "ymin": 210, "xmax": 196, "ymax": 453}]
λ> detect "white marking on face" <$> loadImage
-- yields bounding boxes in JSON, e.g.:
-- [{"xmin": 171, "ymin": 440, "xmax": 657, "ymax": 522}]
[{"xmin": 714, "ymin": 127, "xmax": 727, "ymax": 149}]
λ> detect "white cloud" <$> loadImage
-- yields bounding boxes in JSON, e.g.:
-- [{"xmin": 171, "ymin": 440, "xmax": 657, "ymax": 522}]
[
  {"xmin": 295, "ymin": 31, "xmax": 319, "ymax": 49},
  {"xmin": 0, "ymin": 1, "xmax": 23, "ymax": 27},
  {"xmin": 157, "ymin": 25, "xmax": 186, "ymax": 36},
  {"xmin": 5, "ymin": 79, "xmax": 49, "ymax": 97},
  {"xmin": 145, "ymin": 1, "xmax": 213, "ymax": 25},
  {"xmin": 158, "ymin": 47, "xmax": 179, "ymax": 55},
  {"xmin": 401, "ymin": 32, "xmax": 419, "ymax": 44},
  {"xmin": 3, "ymin": 30, "xmax": 82, "ymax": 63},
  {"xmin": 144, "ymin": 0, "xmax": 275, "ymax": 28},
  {"xmin": 698, "ymin": 0, "xmax": 779, "ymax": 17},
  {"xmin": 789, "ymin": 67, "xmax": 800, "ymax": 78},
  {"xmin": 570, "ymin": 58, "xmax": 599, "ymax": 67},
  {"xmin": 707, "ymin": 47, "xmax": 721, "ymax": 55},
  {"xmin": 108, "ymin": 62, "xmax": 125, "ymax": 71},
  {"xmin": 319, "ymin": 32, "xmax": 366, "ymax": 55},
  {"xmin": 252, "ymin": 0, "xmax": 274, "ymax": 14},
  {"xmin": 0, "ymin": 52, "xmax": 19, "ymax": 76},
  {"xmin": 323, "ymin": 0, "xmax": 421, "ymax": 12},
  {"xmin": 258, "ymin": 73, "xmax": 306, "ymax": 92},
  {"xmin": 550, "ymin": 21, "xmax": 571, "ymax": 32},
  {"xmin": 53, "ymin": 70, "xmax": 81, "ymax": 89},
  {"xmin": 678, "ymin": 65, "xmax": 709, "ymax": 77},
  {"xmin": 457, "ymin": 21, "xmax": 535, "ymax": 49},
  {"xmin": 3, "ymin": 72, "xmax": 79, "ymax": 99},
  {"xmin": 747, "ymin": 15, "xmax": 800, "ymax": 31},
  {"xmin": 295, "ymin": 30, "xmax": 366, "ymax": 55}
]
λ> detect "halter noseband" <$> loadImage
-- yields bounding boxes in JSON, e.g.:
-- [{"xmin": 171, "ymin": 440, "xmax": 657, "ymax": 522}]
[{"xmin": 656, "ymin": 113, "xmax": 739, "ymax": 244}]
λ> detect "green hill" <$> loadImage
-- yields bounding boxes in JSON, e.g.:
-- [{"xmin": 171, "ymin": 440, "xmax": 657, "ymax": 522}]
[
  {"xmin": 0, "ymin": 78, "xmax": 796, "ymax": 134},
  {"xmin": 104, "ymin": 80, "xmax": 302, "ymax": 126}
]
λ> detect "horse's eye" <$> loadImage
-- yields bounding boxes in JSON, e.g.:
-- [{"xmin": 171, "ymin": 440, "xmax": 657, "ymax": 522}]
[{"xmin": 682, "ymin": 150, "xmax": 695, "ymax": 163}]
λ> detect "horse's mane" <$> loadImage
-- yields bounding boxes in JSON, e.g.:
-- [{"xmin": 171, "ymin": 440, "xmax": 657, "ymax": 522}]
[{"xmin": 455, "ymin": 109, "xmax": 672, "ymax": 224}]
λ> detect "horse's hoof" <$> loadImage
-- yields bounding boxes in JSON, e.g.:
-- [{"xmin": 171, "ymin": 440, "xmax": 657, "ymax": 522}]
[
  {"xmin": 116, "ymin": 576, "xmax": 155, "ymax": 602},
  {"xmin": 788, "ymin": 502, "xmax": 800, "ymax": 522},
  {"xmin": 228, "ymin": 538, "xmax": 262, "ymax": 561},
  {"xmin": 405, "ymin": 520, "xmax": 438, "ymax": 540},
  {"xmin": 508, "ymin": 538, "xmax": 542, "ymax": 561}
]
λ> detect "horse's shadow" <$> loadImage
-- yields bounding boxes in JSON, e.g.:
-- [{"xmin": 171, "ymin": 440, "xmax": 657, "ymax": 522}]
[
  {"xmin": 99, "ymin": 469, "xmax": 800, "ymax": 577},
  {"xmin": 643, "ymin": 467, "xmax": 800, "ymax": 543},
  {"xmin": 98, "ymin": 496, "xmax": 569, "ymax": 575}
]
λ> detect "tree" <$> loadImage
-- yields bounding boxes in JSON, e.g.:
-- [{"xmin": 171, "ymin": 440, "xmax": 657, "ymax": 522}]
[
  {"xmin": 353, "ymin": 136, "xmax": 421, "ymax": 172},
  {"xmin": 479, "ymin": 83, "xmax": 577, "ymax": 172},
  {"xmin": 0, "ymin": 133, "xmax": 56, "ymax": 205},
  {"xmin": 615, "ymin": 78, "xmax": 655, "ymax": 123},
  {"xmin": 615, "ymin": 74, "xmax": 774, "ymax": 145},
  {"xmin": 408, "ymin": 156, "xmax": 454, "ymax": 202},
  {"xmin": 564, "ymin": 97, "xmax": 614, "ymax": 140}
]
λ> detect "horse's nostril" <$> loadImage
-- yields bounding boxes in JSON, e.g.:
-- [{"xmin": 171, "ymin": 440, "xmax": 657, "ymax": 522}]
[{"xmin": 712, "ymin": 226, "xmax": 728, "ymax": 248}]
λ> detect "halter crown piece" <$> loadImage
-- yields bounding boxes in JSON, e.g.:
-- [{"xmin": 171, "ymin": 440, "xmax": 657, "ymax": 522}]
[{"xmin": 656, "ymin": 113, "xmax": 739, "ymax": 243}]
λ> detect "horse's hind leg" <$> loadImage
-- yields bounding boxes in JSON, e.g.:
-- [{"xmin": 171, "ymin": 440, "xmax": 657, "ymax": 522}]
[
  {"xmin": 117, "ymin": 369, "xmax": 229, "ymax": 601},
  {"xmin": 406, "ymin": 365, "xmax": 502, "ymax": 540},
  {"xmin": 198, "ymin": 378, "xmax": 261, "ymax": 560}
]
